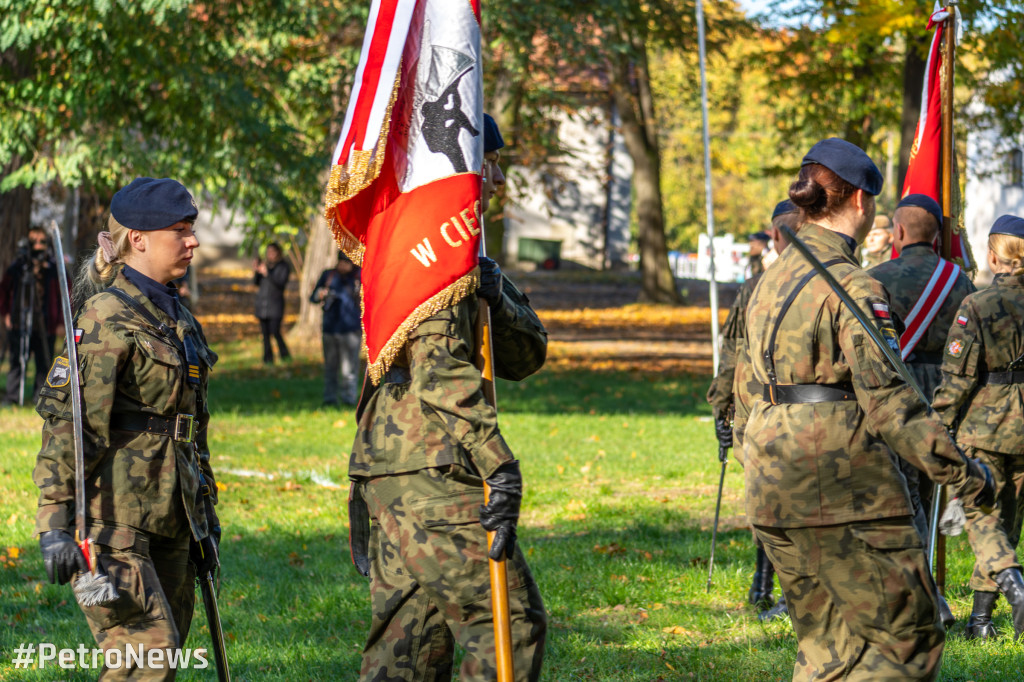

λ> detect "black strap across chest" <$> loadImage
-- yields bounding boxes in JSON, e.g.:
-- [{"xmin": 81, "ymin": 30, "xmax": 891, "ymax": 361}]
[{"xmin": 762, "ymin": 258, "xmax": 846, "ymax": 390}]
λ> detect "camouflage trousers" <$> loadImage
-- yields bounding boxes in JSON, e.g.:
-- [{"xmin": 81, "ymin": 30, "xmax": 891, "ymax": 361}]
[
  {"xmin": 756, "ymin": 519, "xmax": 943, "ymax": 681},
  {"xmin": 75, "ymin": 526, "xmax": 195, "ymax": 681},
  {"xmin": 963, "ymin": 447, "xmax": 1024, "ymax": 592},
  {"xmin": 358, "ymin": 465, "xmax": 547, "ymax": 681}
]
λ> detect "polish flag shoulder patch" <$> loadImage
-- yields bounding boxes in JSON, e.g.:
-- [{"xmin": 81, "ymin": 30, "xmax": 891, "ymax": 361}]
[
  {"xmin": 871, "ymin": 303, "xmax": 891, "ymax": 320},
  {"xmin": 74, "ymin": 328, "xmax": 84, "ymax": 344},
  {"xmin": 956, "ymin": 315, "xmax": 969, "ymax": 327}
]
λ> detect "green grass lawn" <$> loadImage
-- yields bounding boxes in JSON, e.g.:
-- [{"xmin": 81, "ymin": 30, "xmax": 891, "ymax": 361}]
[{"xmin": 1, "ymin": 340, "xmax": 1023, "ymax": 680}]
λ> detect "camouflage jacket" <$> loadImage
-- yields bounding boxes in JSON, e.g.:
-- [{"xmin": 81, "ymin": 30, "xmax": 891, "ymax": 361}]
[
  {"xmin": 868, "ymin": 243, "xmax": 976, "ymax": 399},
  {"xmin": 933, "ymin": 273, "xmax": 1024, "ymax": 454},
  {"xmin": 706, "ymin": 274, "xmax": 760, "ymax": 421},
  {"xmin": 736, "ymin": 224, "xmax": 975, "ymax": 528},
  {"xmin": 33, "ymin": 271, "xmax": 218, "ymax": 541},
  {"xmin": 350, "ymin": 278, "xmax": 547, "ymax": 479}
]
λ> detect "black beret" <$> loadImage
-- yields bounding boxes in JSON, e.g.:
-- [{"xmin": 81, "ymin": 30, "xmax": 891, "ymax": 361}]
[
  {"xmin": 111, "ymin": 177, "xmax": 198, "ymax": 231},
  {"xmin": 896, "ymin": 193, "xmax": 943, "ymax": 228},
  {"xmin": 802, "ymin": 138, "xmax": 883, "ymax": 196},
  {"xmin": 990, "ymin": 214, "xmax": 1024, "ymax": 238},
  {"xmin": 483, "ymin": 114, "xmax": 504, "ymax": 154},
  {"xmin": 749, "ymin": 231, "xmax": 770, "ymax": 243},
  {"xmin": 772, "ymin": 199, "xmax": 797, "ymax": 219}
]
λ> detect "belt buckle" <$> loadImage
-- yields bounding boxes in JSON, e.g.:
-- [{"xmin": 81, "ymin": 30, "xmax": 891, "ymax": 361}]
[{"xmin": 174, "ymin": 414, "xmax": 196, "ymax": 443}]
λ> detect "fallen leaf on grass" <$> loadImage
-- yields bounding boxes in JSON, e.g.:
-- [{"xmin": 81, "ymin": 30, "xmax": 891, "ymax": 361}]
[
  {"xmin": 593, "ymin": 543, "xmax": 626, "ymax": 556},
  {"xmin": 333, "ymin": 419, "xmax": 348, "ymax": 429},
  {"xmin": 662, "ymin": 626, "xmax": 698, "ymax": 637}
]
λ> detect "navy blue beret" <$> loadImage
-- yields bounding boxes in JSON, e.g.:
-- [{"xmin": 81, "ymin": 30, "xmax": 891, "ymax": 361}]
[
  {"xmin": 772, "ymin": 199, "xmax": 797, "ymax": 219},
  {"xmin": 990, "ymin": 214, "xmax": 1024, "ymax": 238},
  {"xmin": 896, "ymin": 193, "xmax": 943, "ymax": 228},
  {"xmin": 111, "ymin": 177, "xmax": 198, "ymax": 231},
  {"xmin": 749, "ymin": 231, "xmax": 770, "ymax": 243},
  {"xmin": 802, "ymin": 138, "xmax": 883, "ymax": 196},
  {"xmin": 483, "ymin": 114, "xmax": 504, "ymax": 154}
]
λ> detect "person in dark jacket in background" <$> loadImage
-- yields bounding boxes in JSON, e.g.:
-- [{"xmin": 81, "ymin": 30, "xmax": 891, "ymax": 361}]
[
  {"xmin": 253, "ymin": 242, "xmax": 291, "ymax": 364},
  {"xmin": 312, "ymin": 252, "xmax": 361, "ymax": 406}
]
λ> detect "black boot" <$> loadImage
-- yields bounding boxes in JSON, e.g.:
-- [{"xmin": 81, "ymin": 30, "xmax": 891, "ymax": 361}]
[
  {"xmin": 748, "ymin": 547, "xmax": 774, "ymax": 609},
  {"xmin": 937, "ymin": 593, "xmax": 955, "ymax": 630},
  {"xmin": 996, "ymin": 567, "xmax": 1024, "ymax": 640},
  {"xmin": 759, "ymin": 591, "xmax": 789, "ymax": 622},
  {"xmin": 965, "ymin": 591, "xmax": 999, "ymax": 640}
]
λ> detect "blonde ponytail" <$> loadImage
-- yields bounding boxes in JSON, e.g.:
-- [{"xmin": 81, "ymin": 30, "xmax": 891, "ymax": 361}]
[
  {"xmin": 988, "ymin": 233, "xmax": 1024, "ymax": 277},
  {"xmin": 73, "ymin": 215, "xmax": 133, "ymax": 308}
]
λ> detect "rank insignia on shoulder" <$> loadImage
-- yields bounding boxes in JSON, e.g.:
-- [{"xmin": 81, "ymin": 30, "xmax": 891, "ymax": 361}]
[
  {"xmin": 871, "ymin": 303, "xmax": 891, "ymax": 320},
  {"xmin": 46, "ymin": 356, "xmax": 72, "ymax": 388},
  {"xmin": 956, "ymin": 315, "xmax": 968, "ymax": 327},
  {"xmin": 880, "ymin": 326, "xmax": 900, "ymax": 352},
  {"xmin": 948, "ymin": 339, "xmax": 964, "ymax": 357},
  {"xmin": 74, "ymin": 328, "xmax": 84, "ymax": 344}
]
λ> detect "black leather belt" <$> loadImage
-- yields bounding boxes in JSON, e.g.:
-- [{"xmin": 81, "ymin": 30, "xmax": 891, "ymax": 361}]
[
  {"xmin": 983, "ymin": 370, "xmax": 1024, "ymax": 385},
  {"xmin": 383, "ymin": 366, "xmax": 411, "ymax": 384},
  {"xmin": 906, "ymin": 351, "xmax": 943, "ymax": 365},
  {"xmin": 763, "ymin": 383, "xmax": 856, "ymax": 404},
  {"xmin": 111, "ymin": 413, "xmax": 196, "ymax": 443}
]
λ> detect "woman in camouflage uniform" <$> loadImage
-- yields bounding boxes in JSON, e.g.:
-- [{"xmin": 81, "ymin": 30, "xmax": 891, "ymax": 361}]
[
  {"xmin": 34, "ymin": 178, "xmax": 220, "ymax": 681},
  {"xmin": 933, "ymin": 213, "xmax": 1024, "ymax": 641},
  {"xmin": 734, "ymin": 138, "xmax": 992, "ymax": 680}
]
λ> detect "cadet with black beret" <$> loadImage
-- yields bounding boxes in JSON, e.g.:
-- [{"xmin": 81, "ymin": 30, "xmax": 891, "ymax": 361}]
[
  {"xmin": 34, "ymin": 177, "xmax": 221, "ymax": 679},
  {"xmin": 734, "ymin": 138, "xmax": 994, "ymax": 679},
  {"xmin": 933, "ymin": 213, "xmax": 1024, "ymax": 641}
]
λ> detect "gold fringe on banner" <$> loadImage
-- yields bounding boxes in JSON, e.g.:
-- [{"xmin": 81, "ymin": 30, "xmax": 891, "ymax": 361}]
[
  {"xmin": 364, "ymin": 267, "xmax": 481, "ymax": 385},
  {"xmin": 323, "ymin": 66, "xmax": 403, "ymax": 265}
]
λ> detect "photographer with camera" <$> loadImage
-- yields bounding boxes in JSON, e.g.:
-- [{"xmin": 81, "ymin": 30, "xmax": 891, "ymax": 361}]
[
  {"xmin": 0, "ymin": 227, "xmax": 66, "ymax": 406},
  {"xmin": 311, "ymin": 252, "xmax": 361, "ymax": 407}
]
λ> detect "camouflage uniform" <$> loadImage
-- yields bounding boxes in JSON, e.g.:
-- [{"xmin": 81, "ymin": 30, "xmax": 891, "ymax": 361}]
[
  {"xmin": 33, "ymin": 270, "xmax": 218, "ymax": 681},
  {"xmin": 869, "ymin": 244, "xmax": 976, "ymax": 552},
  {"xmin": 351, "ymin": 277, "xmax": 548, "ymax": 681},
  {"xmin": 735, "ymin": 224, "xmax": 981, "ymax": 680},
  {"xmin": 933, "ymin": 273, "xmax": 1024, "ymax": 592},
  {"xmin": 707, "ymin": 275, "xmax": 760, "ymax": 429}
]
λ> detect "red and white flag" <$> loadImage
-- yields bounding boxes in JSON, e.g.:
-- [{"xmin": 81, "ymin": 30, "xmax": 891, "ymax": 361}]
[
  {"xmin": 900, "ymin": 4, "xmax": 973, "ymax": 271},
  {"xmin": 324, "ymin": 0, "xmax": 484, "ymax": 383}
]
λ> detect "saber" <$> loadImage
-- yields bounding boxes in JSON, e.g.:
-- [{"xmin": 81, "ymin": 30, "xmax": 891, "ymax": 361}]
[
  {"xmin": 199, "ymin": 567, "xmax": 231, "ymax": 681},
  {"xmin": 706, "ymin": 444, "xmax": 728, "ymax": 593},
  {"xmin": 48, "ymin": 222, "xmax": 117, "ymax": 606}
]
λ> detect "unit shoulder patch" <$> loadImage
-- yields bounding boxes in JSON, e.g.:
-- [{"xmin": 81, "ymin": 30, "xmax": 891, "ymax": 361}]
[
  {"xmin": 880, "ymin": 326, "xmax": 900, "ymax": 353},
  {"xmin": 947, "ymin": 339, "xmax": 964, "ymax": 358},
  {"xmin": 46, "ymin": 356, "xmax": 72, "ymax": 388}
]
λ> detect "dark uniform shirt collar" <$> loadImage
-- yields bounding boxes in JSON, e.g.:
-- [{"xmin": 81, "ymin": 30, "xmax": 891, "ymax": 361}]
[
  {"xmin": 122, "ymin": 265, "xmax": 179, "ymax": 321},
  {"xmin": 900, "ymin": 242, "xmax": 936, "ymax": 254}
]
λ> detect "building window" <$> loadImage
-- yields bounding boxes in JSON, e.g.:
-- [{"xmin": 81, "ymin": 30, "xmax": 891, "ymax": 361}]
[{"xmin": 1009, "ymin": 148, "xmax": 1024, "ymax": 187}]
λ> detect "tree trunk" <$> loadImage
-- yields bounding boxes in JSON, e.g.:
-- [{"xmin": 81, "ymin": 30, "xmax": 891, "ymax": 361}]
[
  {"xmin": 289, "ymin": 177, "xmax": 335, "ymax": 345},
  {"xmin": 898, "ymin": 33, "xmax": 929, "ymax": 194},
  {"xmin": 0, "ymin": 158, "xmax": 34, "ymax": 266},
  {"xmin": 609, "ymin": 47, "xmax": 682, "ymax": 305}
]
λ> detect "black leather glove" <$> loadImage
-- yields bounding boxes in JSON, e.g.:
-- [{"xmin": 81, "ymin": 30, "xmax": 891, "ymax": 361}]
[
  {"xmin": 967, "ymin": 458, "xmax": 996, "ymax": 513},
  {"xmin": 190, "ymin": 534, "xmax": 220, "ymax": 578},
  {"xmin": 714, "ymin": 415, "xmax": 733, "ymax": 451},
  {"xmin": 39, "ymin": 529, "xmax": 87, "ymax": 585},
  {"xmin": 479, "ymin": 460, "xmax": 522, "ymax": 561},
  {"xmin": 478, "ymin": 256, "xmax": 503, "ymax": 307}
]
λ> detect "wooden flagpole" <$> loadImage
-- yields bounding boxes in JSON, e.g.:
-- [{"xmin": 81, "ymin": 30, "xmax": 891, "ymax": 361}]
[
  {"xmin": 935, "ymin": 3, "xmax": 958, "ymax": 596},
  {"xmin": 475, "ymin": 209, "xmax": 515, "ymax": 681},
  {"xmin": 939, "ymin": 3, "xmax": 956, "ymax": 261}
]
